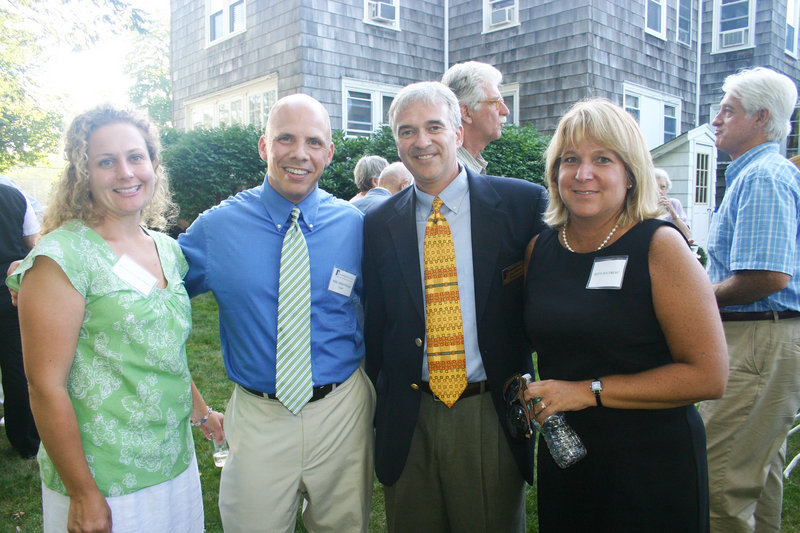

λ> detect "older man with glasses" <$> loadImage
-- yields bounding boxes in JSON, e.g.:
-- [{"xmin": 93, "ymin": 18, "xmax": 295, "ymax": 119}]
[{"xmin": 442, "ymin": 61, "xmax": 510, "ymax": 174}]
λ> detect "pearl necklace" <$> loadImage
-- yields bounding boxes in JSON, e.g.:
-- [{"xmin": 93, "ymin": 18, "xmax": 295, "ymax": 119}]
[{"xmin": 562, "ymin": 223, "xmax": 619, "ymax": 253}]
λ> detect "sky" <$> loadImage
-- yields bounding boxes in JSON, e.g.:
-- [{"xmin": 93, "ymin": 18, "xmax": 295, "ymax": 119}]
[{"xmin": 29, "ymin": 0, "xmax": 169, "ymax": 120}]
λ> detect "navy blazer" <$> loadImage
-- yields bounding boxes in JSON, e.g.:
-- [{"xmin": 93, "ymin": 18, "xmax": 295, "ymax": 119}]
[{"xmin": 363, "ymin": 168, "xmax": 548, "ymax": 486}]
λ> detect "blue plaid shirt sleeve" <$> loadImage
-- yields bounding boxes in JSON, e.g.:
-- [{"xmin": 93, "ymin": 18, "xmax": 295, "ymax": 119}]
[{"xmin": 729, "ymin": 167, "xmax": 798, "ymax": 276}]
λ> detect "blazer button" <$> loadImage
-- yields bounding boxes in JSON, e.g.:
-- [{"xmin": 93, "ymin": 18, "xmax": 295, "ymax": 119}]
[
  {"xmin": 411, "ymin": 383, "xmax": 420, "ymax": 390},
  {"xmin": 414, "ymin": 338, "xmax": 423, "ymax": 347}
]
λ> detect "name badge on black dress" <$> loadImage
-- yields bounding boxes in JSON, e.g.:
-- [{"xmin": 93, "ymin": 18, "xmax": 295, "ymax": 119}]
[{"xmin": 586, "ymin": 256, "xmax": 628, "ymax": 290}]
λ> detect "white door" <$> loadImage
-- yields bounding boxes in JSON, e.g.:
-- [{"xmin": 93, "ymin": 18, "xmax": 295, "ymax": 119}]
[{"xmin": 690, "ymin": 148, "xmax": 714, "ymax": 249}]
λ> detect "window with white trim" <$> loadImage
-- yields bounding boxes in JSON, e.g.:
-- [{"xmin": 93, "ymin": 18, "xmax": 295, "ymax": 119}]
[
  {"xmin": 787, "ymin": 0, "xmax": 800, "ymax": 57},
  {"xmin": 207, "ymin": 0, "xmax": 245, "ymax": 45},
  {"xmin": 677, "ymin": 0, "xmax": 692, "ymax": 45},
  {"xmin": 623, "ymin": 83, "xmax": 681, "ymax": 149},
  {"xmin": 364, "ymin": 0, "xmax": 399, "ymax": 31},
  {"xmin": 342, "ymin": 78, "xmax": 402, "ymax": 136},
  {"xmin": 483, "ymin": 0, "xmax": 519, "ymax": 33},
  {"xmin": 645, "ymin": 0, "xmax": 667, "ymax": 39},
  {"xmin": 787, "ymin": 107, "xmax": 800, "ymax": 158},
  {"xmin": 712, "ymin": 0, "xmax": 755, "ymax": 53},
  {"xmin": 695, "ymin": 152, "xmax": 710, "ymax": 204},
  {"xmin": 185, "ymin": 76, "xmax": 277, "ymax": 130},
  {"xmin": 664, "ymin": 104, "xmax": 677, "ymax": 142},
  {"xmin": 501, "ymin": 82, "xmax": 520, "ymax": 126}
]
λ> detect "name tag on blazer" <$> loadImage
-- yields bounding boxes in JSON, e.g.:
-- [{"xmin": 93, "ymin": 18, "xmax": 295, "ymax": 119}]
[{"xmin": 502, "ymin": 261, "xmax": 524, "ymax": 285}]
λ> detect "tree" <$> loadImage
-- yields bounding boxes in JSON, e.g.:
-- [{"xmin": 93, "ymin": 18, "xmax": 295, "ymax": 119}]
[
  {"xmin": 0, "ymin": 10, "xmax": 61, "ymax": 171},
  {"xmin": 126, "ymin": 23, "xmax": 172, "ymax": 130}
]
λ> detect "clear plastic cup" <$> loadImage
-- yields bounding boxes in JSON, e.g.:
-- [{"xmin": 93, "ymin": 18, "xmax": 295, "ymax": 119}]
[{"xmin": 213, "ymin": 438, "xmax": 229, "ymax": 468}]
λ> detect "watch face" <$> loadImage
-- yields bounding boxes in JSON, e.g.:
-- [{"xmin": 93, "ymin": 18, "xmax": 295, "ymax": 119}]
[{"xmin": 591, "ymin": 380, "xmax": 602, "ymax": 392}]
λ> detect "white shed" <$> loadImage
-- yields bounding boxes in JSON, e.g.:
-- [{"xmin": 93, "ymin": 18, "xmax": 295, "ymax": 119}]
[{"xmin": 651, "ymin": 124, "xmax": 717, "ymax": 250}]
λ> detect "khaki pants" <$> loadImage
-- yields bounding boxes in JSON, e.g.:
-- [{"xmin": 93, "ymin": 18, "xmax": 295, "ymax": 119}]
[
  {"xmin": 698, "ymin": 317, "xmax": 800, "ymax": 533},
  {"xmin": 219, "ymin": 367, "xmax": 376, "ymax": 533},
  {"xmin": 384, "ymin": 390, "xmax": 526, "ymax": 533}
]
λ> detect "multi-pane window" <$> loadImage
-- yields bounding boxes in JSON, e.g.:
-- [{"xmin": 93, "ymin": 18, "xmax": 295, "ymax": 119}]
[
  {"xmin": 677, "ymin": 0, "xmax": 692, "ymax": 45},
  {"xmin": 646, "ymin": 0, "xmax": 666, "ymax": 39},
  {"xmin": 342, "ymin": 79, "xmax": 402, "ymax": 136},
  {"xmin": 484, "ymin": 0, "xmax": 518, "ymax": 33},
  {"xmin": 714, "ymin": 0, "xmax": 754, "ymax": 52},
  {"xmin": 664, "ymin": 105, "xmax": 677, "ymax": 142},
  {"xmin": 695, "ymin": 152, "xmax": 709, "ymax": 205},
  {"xmin": 208, "ymin": 0, "xmax": 246, "ymax": 45},
  {"xmin": 347, "ymin": 91, "xmax": 374, "ymax": 134},
  {"xmin": 787, "ymin": 108, "xmax": 800, "ymax": 158},
  {"xmin": 364, "ymin": 0, "xmax": 399, "ymax": 30},
  {"xmin": 787, "ymin": 0, "xmax": 800, "ymax": 56},
  {"xmin": 186, "ymin": 77, "xmax": 276, "ymax": 130}
]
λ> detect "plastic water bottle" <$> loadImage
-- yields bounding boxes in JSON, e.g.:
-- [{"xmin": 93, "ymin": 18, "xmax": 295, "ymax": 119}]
[{"xmin": 522, "ymin": 374, "xmax": 587, "ymax": 469}]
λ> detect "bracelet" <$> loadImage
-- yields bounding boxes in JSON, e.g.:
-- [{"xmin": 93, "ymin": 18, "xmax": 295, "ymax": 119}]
[{"xmin": 191, "ymin": 406, "xmax": 213, "ymax": 427}]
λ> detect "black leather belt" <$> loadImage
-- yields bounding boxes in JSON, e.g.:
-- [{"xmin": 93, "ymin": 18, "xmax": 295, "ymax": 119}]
[
  {"xmin": 419, "ymin": 380, "xmax": 490, "ymax": 400},
  {"xmin": 720, "ymin": 310, "xmax": 800, "ymax": 322},
  {"xmin": 241, "ymin": 383, "xmax": 340, "ymax": 402}
]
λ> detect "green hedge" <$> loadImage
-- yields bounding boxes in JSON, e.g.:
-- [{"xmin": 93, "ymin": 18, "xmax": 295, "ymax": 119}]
[{"xmin": 161, "ymin": 123, "xmax": 548, "ymax": 231}]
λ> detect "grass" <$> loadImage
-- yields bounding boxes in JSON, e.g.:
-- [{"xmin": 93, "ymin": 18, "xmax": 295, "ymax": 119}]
[{"xmin": 1, "ymin": 291, "xmax": 799, "ymax": 532}]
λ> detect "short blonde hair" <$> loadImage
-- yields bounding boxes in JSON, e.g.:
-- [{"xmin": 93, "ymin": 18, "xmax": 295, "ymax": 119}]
[
  {"xmin": 543, "ymin": 98, "xmax": 660, "ymax": 228},
  {"xmin": 44, "ymin": 105, "xmax": 175, "ymax": 234}
]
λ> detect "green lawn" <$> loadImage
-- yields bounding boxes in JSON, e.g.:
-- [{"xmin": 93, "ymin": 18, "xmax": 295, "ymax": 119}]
[{"xmin": 1, "ymin": 291, "xmax": 799, "ymax": 532}]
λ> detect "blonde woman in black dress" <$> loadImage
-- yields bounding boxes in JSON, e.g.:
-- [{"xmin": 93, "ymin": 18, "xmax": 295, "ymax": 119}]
[{"xmin": 523, "ymin": 99, "xmax": 727, "ymax": 532}]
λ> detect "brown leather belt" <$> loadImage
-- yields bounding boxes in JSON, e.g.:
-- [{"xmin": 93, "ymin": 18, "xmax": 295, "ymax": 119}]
[
  {"xmin": 719, "ymin": 310, "xmax": 800, "ymax": 322},
  {"xmin": 419, "ymin": 380, "xmax": 490, "ymax": 401},
  {"xmin": 241, "ymin": 383, "xmax": 340, "ymax": 402}
]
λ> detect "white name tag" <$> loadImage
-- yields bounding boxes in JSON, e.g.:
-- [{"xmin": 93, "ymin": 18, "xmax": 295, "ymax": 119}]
[
  {"xmin": 586, "ymin": 256, "xmax": 628, "ymax": 290},
  {"xmin": 328, "ymin": 267, "xmax": 356, "ymax": 297},
  {"xmin": 111, "ymin": 254, "xmax": 158, "ymax": 296}
]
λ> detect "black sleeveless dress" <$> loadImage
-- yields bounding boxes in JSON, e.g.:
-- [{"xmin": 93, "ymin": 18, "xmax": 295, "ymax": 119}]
[{"xmin": 525, "ymin": 219, "xmax": 708, "ymax": 533}]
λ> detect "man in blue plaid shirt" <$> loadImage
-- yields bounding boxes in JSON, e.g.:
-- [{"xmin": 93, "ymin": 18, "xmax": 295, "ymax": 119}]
[{"xmin": 700, "ymin": 67, "xmax": 800, "ymax": 533}]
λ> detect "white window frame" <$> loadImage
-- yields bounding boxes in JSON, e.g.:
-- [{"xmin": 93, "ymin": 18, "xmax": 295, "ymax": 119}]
[
  {"xmin": 622, "ymin": 82, "xmax": 681, "ymax": 149},
  {"xmin": 786, "ymin": 0, "xmax": 800, "ymax": 58},
  {"xmin": 185, "ymin": 75, "xmax": 277, "ymax": 131},
  {"xmin": 363, "ymin": 0, "xmax": 400, "ymax": 31},
  {"xmin": 663, "ymin": 104, "xmax": 678, "ymax": 143},
  {"xmin": 500, "ymin": 82, "xmax": 520, "ymax": 126},
  {"xmin": 712, "ymin": 0, "xmax": 755, "ymax": 54},
  {"xmin": 483, "ymin": 0, "xmax": 520, "ymax": 34},
  {"xmin": 645, "ymin": 0, "xmax": 667, "ymax": 40},
  {"xmin": 341, "ymin": 78, "xmax": 402, "ymax": 136},
  {"xmin": 676, "ymin": 0, "xmax": 693, "ymax": 46},
  {"xmin": 206, "ymin": 0, "xmax": 246, "ymax": 47}
]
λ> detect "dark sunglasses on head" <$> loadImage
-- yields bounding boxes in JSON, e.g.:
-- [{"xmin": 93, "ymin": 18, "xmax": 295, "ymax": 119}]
[{"xmin": 503, "ymin": 373, "xmax": 533, "ymax": 440}]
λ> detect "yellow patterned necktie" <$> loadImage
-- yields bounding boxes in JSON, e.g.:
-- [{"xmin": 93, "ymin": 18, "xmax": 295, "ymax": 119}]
[{"xmin": 424, "ymin": 197, "xmax": 467, "ymax": 407}]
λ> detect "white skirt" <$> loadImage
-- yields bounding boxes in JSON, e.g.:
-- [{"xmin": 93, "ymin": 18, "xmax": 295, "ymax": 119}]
[{"xmin": 42, "ymin": 454, "xmax": 204, "ymax": 533}]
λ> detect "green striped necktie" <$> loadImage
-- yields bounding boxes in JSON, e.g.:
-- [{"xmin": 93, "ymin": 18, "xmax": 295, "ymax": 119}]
[{"xmin": 275, "ymin": 206, "xmax": 313, "ymax": 414}]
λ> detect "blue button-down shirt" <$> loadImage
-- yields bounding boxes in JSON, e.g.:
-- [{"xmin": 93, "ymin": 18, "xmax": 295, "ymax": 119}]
[
  {"xmin": 707, "ymin": 142, "xmax": 800, "ymax": 312},
  {"xmin": 414, "ymin": 167, "xmax": 487, "ymax": 382},
  {"xmin": 178, "ymin": 177, "xmax": 365, "ymax": 392}
]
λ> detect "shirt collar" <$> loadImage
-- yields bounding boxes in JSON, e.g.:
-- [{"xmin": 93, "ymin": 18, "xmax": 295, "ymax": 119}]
[
  {"xmin": 260, "ymin": 175, "xmax": 321, "ymax": 230},
  {"xmin": 726, "ymin": 142, "xmax": 779, "ymax": 183},
  {"xmin": 414, "ymin": 165, "xmax": 469, "ymax": 216}
]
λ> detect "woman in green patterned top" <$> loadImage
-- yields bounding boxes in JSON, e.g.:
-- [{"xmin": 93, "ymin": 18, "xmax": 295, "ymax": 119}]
[{"xmin": 7, "ymin": 106, "xmax": 224, "ymax": 533}]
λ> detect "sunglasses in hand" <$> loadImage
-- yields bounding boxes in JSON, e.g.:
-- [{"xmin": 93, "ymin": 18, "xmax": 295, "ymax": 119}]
[{"xmin": 503, "ymin": 373, "xmax": 534, "ymax": 439}]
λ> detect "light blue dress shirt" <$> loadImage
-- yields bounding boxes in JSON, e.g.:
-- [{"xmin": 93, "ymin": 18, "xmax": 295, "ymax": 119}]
[
  {"xmin": 178, "ymin": 177, "xmax": 365, "ymax": 392},
  {"xmin": 707, "ymin": 142, "xmax": 800, "ymax": 312},
  {"xmin": 415, "ymin": 166, "xmax": 487, "ymax": 382}
]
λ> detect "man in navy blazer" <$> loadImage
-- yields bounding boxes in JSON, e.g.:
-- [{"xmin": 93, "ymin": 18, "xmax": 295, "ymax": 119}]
[{"xmin": 364, "ymin": 81, "xmax": 548, "ymax": 532}]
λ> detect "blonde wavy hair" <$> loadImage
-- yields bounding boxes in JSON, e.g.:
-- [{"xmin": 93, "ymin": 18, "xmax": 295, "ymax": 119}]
[
  {"xmin": 543, "ymin": 98, "xmax": 660, "ymax": 229},
  {"xmin": 43, "ymin": 105, "xmax": 176, "ymax": 234}
]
